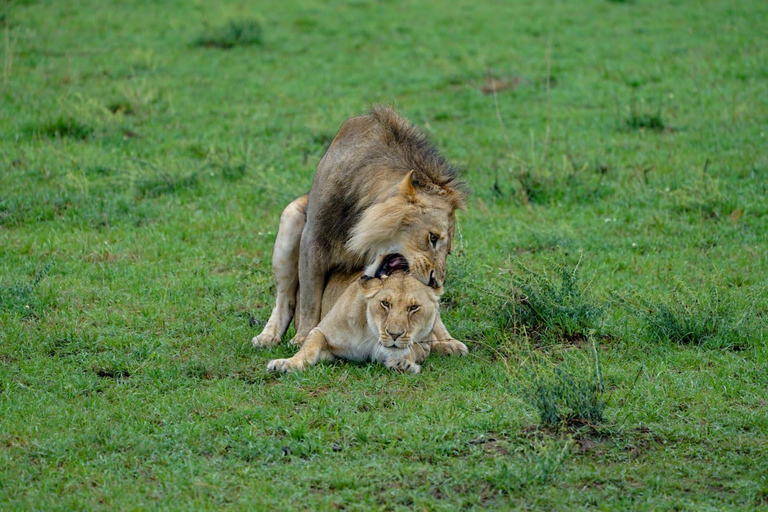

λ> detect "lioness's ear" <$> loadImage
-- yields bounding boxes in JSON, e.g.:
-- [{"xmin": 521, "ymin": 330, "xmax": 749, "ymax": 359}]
[
  {"xmin": 398, "ymin": 170, "xmax": 418, "ymax": 202},
  {"xmin": 359, "ymin": 275, "xmax": 384, "ymax": 297}
]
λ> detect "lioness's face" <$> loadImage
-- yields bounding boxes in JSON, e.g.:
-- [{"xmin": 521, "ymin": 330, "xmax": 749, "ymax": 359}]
[{"xmin": 360, "ymin": 272, "xmax": 440, "ymax": 349}]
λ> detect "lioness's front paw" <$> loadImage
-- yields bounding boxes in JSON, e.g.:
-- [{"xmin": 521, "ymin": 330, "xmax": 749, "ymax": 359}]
[
  {"xmin": 289, "ymin": 334, "xmax": 307, "ymax": 347},
  {"xmin": 431, "ymin": 339, "xmax": 468, "ymax": 356},
  {"xmin": 252, "ymin": 328, "xmax": 281, "ymax": 348},
  {"xmin": 386, "ymin": 358, "xmax": 421, "ymax": 374},
  {"xmin": 266, "ymin": 358, "xmax": 302, "ymax": 373}
]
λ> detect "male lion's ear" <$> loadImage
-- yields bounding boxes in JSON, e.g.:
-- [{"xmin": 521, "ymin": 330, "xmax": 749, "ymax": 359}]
[
  {"xmin": 397, "ymin": 170, "xmax": 418, "ymax": 202},
  {"xmin": 359, "ymin": 275, "xmax": 384, "ymax": 297},
  {"xmin": 445, "ymin": 187, "xmax": 467, "ymax": 211}
]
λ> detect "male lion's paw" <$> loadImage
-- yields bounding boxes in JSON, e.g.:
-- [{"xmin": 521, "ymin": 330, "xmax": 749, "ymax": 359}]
[
  {"xmin": 266, "ymin": 358, "xmax": 302, "ymax": 373},
  {"xmin": 386, "ymin": 358, "xmax": 421, "ymax": 374},
  {"xmin": 431, "ymin": 339, "xmax": 469, "ymax": 356},
  {"xmin": 252, "ymin": 328, "xmax": 281, "ymax": 348}
]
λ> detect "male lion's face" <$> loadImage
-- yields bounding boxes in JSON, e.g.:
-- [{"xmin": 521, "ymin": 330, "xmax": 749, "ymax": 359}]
[
  {"xmin": 351, "ymin": 171, "xmax": 462, "ymax": 289},
  {"xmin": 386, "ymin": 205, "xmax": 454, "ymax": 288},
  {"xmin": 360, "ymin": 272, "xmax": 440, "ymax": 349}
]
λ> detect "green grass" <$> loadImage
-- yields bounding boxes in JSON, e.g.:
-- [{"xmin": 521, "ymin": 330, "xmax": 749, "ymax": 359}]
[{"xmin": 2, "ymin": 0, "xmax": 768, "ymax": 509}]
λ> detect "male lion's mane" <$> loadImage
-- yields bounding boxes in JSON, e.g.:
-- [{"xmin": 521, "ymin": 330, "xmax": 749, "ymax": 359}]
[{"xmin": 311, "ymin": 106, "xmax": 469, "ymax": 269}]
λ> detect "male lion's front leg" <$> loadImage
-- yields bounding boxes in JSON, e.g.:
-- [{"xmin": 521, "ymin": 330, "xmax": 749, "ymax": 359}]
[
  {"xmin": 267, "ymin": 328, "xmax": 333, "ymax": 373},
  {"xmin": 253, "ymin": 195, "xmax": 307, "ymax": 348},
  {"xmin": 429, "ymin": 314, "xmax": 469, "ymax": 356}
]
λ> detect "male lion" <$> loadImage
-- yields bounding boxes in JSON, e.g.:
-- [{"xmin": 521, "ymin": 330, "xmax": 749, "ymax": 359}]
[
  {"xmin": 253, "ymin": 107, "xmax": 468, "ymax": 354},
  {"xmin": 267, "ymin": 271, "xmax": 438, "ymax": 374}
]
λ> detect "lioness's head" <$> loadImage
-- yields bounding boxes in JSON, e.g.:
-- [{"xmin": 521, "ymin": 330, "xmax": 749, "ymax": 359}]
[
  {"xmin": 359, "ymin": 271, "xmax": 440, "ymax": 349},
  {"xmin": 347, "ymin": 171, "xmax": 466, "ymax": 288}
]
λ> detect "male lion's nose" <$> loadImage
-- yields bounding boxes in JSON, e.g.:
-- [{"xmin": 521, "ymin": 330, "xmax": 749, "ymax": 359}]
[{"xmin": 387, "ymin": 330, "xmax": 404, "ymax": 341}]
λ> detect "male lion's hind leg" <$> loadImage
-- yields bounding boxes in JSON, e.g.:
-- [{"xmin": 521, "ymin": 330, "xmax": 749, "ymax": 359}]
[
  {"xmin": 253, "ymin": 194, "xmax": 308, "ymax": 348},
  {"xmin": 429, "ymin": 314, "xmax": 469, "ymax": 356},
  {"xmin": 293, "ymin": 226, "xmax": 327, "ymax": 347},
  {"xmin": 267, "ymin": 328, "xmax": 333, "ymax": 373}
]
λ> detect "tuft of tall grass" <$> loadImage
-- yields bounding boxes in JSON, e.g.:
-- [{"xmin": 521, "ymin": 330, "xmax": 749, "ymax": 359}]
[
  {"xmin": 0, "ymin": 264, "xmax": 51, "ymax": 318},
  {"xmin": 27, "ymin": 116, "xmax": 94, "ymax": 140},
  {"xmin": 135, "ymin": 170, "xmax": 201, "ymax": 198},
  {"xmin": 637, "ymin": 284, "xmax": 751, "ymax": 349},
  {"xmin": 624, "ymin": 106, "xmax": 666, "ymax": 132},
  {"xmin": 502, "ymin": 261, "xmax": 603, "ymax": 343},
  {"xmin": 524, "ymin": 341, "xmax": 606, "ymax": 428},
  {"xmin": 504, "ymin": 150, "xmax": 613, "ymax": 207},
  {"xmin": 194, "ymin": 20, "xmax": 263, "ymax": 49}
]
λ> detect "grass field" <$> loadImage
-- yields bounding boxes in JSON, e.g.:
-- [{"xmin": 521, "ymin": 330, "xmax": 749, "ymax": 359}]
[{"xmin": 2, "ymin": 0, "xmax": 768, "ymax": 509}]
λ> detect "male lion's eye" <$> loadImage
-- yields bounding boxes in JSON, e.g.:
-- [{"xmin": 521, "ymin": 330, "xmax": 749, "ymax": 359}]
[
  {"xmin": 429, "ymin": 232, "xmax": 439, "ymax": 247},
  {"xmin": 380, "ymin": 301, "xmax": 390, "ymax": 310},
  {"xmin": 408, "ymin": 305, "xmax": 420, "ymax": 313}
]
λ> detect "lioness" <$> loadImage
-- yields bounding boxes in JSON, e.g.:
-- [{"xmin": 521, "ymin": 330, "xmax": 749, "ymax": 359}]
[
  {"xmin": 267, "ymin": 271, "xmax": 438, "ymax": 374},
  {"xmin": 253, "ymin": 107, "xmax": 468, "ymax": 354}
]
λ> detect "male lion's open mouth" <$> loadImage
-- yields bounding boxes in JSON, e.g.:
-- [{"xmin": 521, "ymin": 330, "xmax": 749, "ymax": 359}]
[{"xmin": 374, "ymin": 253, "xmax": 409, "ymax": 278}]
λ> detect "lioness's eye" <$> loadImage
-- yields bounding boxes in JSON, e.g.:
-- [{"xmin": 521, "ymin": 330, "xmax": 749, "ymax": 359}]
[
  {"xmin": 380, "ymin": 301, "xmax": 390, "ymax": 310},
  {"xmin": 429, "ymin": 232, "xmax": 439, "ymax": 247},
  {"xmin": 408, "ymin": 305, "xmax": 420, "ymax": 313}
]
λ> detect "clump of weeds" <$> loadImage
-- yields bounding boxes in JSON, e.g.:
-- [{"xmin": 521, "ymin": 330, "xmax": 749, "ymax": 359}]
[
  {"xmin": 26, "ymin": 116, "xmax": 94, "ymax": 140},
  {"xmin": 0, "ymin": 264, "xmax": 52, "ymax": 319},
  {"xmin": 524, "ymin": 340, "xmax": 606, "ymax": 428},
  {"xmin": 634, "ymin": 280, "xmax": 754, "ymax": 350},
  {"xmin": 194, "ymin": 19, "xmax": 263, "ymax": 49},
  {"xmin": 501, "ymin": 259, "xmax": 604, "ymax": 344},
  {"xmin": 622, "ymin": 101, "xmax": 667, "ymax": 132}
]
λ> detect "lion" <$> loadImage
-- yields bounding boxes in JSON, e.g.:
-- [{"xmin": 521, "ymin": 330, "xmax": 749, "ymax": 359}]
[
  {"xmin": 253, "ymin": 107, "xmax": 468, "ymax": 355},
  {"xmin": 266, "ymin": 271, "xmax": 439, "ymax": 374}
]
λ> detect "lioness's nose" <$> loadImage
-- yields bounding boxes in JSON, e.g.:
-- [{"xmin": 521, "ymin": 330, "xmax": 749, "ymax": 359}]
[{"xmin": 387, "ymin": 330, "xmax": 404, "ymax": 341}]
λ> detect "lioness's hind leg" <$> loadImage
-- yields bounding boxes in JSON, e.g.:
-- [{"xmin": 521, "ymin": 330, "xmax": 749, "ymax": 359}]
[
  {"xmin": 253, "ymin": 194, "xmax": 308, "ymax": 348},
  {"xmin": 267, "ymin": 328, "xmax": 333, "ymax": 373},
  {"xmin": 429, "ymin": 314, "xmax": 468, "ymax": 356}
]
